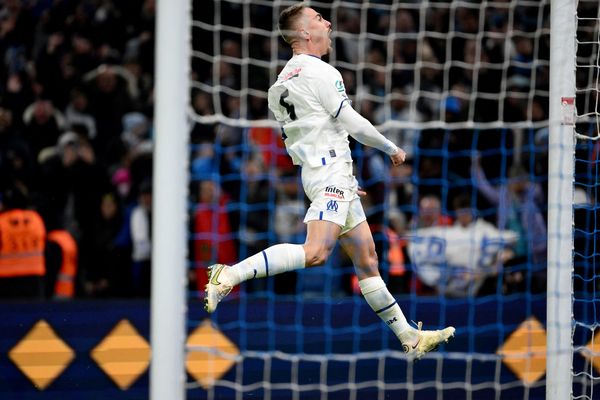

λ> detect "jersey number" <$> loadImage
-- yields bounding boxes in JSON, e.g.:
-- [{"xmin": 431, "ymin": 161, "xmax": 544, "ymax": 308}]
[{"xmin": 279, "ymin": 89, "xmax": 297, "ymax": 121}]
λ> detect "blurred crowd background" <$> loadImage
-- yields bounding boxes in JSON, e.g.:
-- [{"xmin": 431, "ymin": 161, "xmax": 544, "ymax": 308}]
[
  {"xmin": 0, "ymin": 0, "xmax": 595, "ymax": 300},
  {"xmin": 0, "ymin": 0, "xmax": 155, "ymax": 298}
]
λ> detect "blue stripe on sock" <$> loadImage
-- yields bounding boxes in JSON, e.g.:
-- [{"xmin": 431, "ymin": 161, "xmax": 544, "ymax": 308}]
[
  {"xmin": 375, "ymin": 301, "xmax": 397, "ymax": 314},
  {"xmin": 321, "ymin": 157, "xmax": 326, "ymax": 165},
  {"xmin": 262, "ymin": 250, "xmax": 269, "ymax": 277}
]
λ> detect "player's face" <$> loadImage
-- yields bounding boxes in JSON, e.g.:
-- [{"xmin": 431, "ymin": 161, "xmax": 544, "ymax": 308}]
[{"xmin": 303, "ymin": 8, "xmax": 332, "ymax": 55}]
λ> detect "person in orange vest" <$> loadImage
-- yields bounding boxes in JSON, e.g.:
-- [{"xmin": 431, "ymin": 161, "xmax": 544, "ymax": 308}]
[
  {"xmin": 386, "ymin": 209, "xmax": 409, "ymax": 292},
  {"xmin": 46, "ymin": 229, "xmax": 78, "ymax": 299},
  {"xmin": 0, "ymin": 185, "xmax": 46, "ymax": 299}
]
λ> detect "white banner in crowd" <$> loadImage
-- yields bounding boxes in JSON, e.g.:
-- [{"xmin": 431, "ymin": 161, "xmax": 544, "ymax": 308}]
[{"xmin": 407, "ymin": 221, "xmax": 518, "ymax": 297}]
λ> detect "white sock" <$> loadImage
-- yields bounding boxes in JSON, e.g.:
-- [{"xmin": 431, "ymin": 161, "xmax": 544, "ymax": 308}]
[
  {"xmin": 228, "ymin": 244, "xmax": 305, "ymax": 285},
  {"xmin": 358, "ymin": 276, "xmax": 417, "ymax": 344}
]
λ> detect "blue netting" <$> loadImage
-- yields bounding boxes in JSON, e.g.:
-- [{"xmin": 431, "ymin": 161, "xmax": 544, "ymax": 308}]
[
  {"xmin": 186, "ymin": 125, "xmax": 550, "ymax": 398},
  {"xmin": 186, "ymin": 0, "xmax": 599, "ymax": 397},
  {"xmin": 572, "ymin": 124, "xmax": 600, "ymax": 398},
  {"xmin": 571, "ymin": 0, "xmax": 600, "ymax": 396}
]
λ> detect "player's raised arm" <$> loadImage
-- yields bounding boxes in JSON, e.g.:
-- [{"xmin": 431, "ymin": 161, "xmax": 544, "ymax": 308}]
[{"xmin": 336, "ymin": 104, "xmax": 407, "ymax": 166}]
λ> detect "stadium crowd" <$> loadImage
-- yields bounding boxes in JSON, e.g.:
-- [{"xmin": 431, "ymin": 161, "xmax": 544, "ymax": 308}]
[
  {"xmin": 0, "ymin": 0, "xmax": 553, "ymax": 299},
  {"xmin": 0, "ymin": 0, "xmax": 155, "ymax": 298}
]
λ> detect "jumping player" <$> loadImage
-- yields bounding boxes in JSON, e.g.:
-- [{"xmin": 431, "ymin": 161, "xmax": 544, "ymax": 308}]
[{"xmin": 205, "ymin": 3, "xmax": 454, "ymax": 359}]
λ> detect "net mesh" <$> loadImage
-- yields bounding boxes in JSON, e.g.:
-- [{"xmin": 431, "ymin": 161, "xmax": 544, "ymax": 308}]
[
  {"xmin": 186, "ymin": 0, "xmax": 597, "ymax": 398},
  {"xmin": 573, "ymin": 1, "xmax": 600, "ymax": 399}
]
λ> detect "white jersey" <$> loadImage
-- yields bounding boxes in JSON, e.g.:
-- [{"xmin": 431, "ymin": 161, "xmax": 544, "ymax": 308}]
[{"xmin": 267, "ymin": 54, "xmax": 353, "ymax": 168}]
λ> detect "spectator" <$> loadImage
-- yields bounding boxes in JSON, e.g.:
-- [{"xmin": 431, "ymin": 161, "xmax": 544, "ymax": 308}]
[
  {"xmin": 37, "ymin": 131, "xmax": 106, "ymax": 236},
  {"xmin": 130, "ymin": 180, "xmax": 152, "ymax": 297},
  {"xmin": 239, "ymin": 157, "xmax": 272, "ymax": 262},
  {"xmin": 2, "ymin": 72, "xmax": 34, "ymax": 119},
  {"xmin": 84, "ymin": 65, "xmax": 135, "ymax": 157},
  {"xmin": 471, "ymin": 154, "xmax": 547, "ymax": 264},
  {"xmin": 64, "ymin": 88, "xmax": 97, "ymax": 140},
  {"xmin": 334, "ymin": 8, "xmax": 362, "ymax": 64},
  {"xmin": 35, "ymin": 32, "xmax": 74, "ymax": 108},
  {"xmin": 22, "ymin": 98, "xmax": 65, "ymax": 162},
  {"xmin": 190, "ymin": 91, "xmax": 216, "ymax": 144},
  {"xmin": 415, "ymin": 42, "xmax": 442, "ymax": 120},
  {"xmin": 408, "ymin": 193, "xmax": 517, "ymax": 297},
  {"xmin": 123, "ymin": 0, "xmax": 156, "ymax": 78},
  {"xmin": 374, "ymin": 86, "xmax": 423, "ymax": 157},
  {"xmin": 190, "ymin": 142, "xmax": 217, "ymax": 183},
  {"xmin": 0, "ymin": 183, "xmax": 46, "ymax": 299},
  {"xmin": 83, "ymin": 192, "xmax": 128, "ymax": 298},
  {"xmin": 449, "ymin": 194, "xmax": 517, "ymax": 296},
  {"xmin": 471, "ymin": 154, "xmax": 547, "ymax": 293},
  {"xmin": 45, "ymin": 229, "xmax": 78, "ymax": 299},
  {"xmin": 0, "ymin": 0, "xmax": 36, "ymax": 75},
  {"xmin": 384, "ymin": 209, "xmax": 410, "ymax": 294},
  {"xmin": 120, "ymin": 111, "xmax": 151, "ymax": 153},
  {"xmin": 191, "ymin": 179, "xmax": 238, "ymax": 297},
  {"xmin": 0, "ymin": 105, "xmax": 36, "ymax": 194},
  {"xmin": 274, "ymin": 169, "xmax": 305, "ymax": 244},
  {"xmin": 411, "ymin": 194, "xmax": 453, "ymax": 229}
]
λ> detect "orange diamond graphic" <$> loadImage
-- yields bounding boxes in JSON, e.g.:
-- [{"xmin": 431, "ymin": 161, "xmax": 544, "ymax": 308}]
[
  {"xmin": 186, "ymin": 319, "xmax": 240, "ymax": 389},
  {"xmin": 8, "ymin": 319, "xmax": 75, "ymax": 390},
  {"xmin": 497, "ymin": 316, "xmax": 546, "ymax": 385},
  {"xmin": 581, "ymin": 330, "xmax": 600, "ymax": 374},
  {"xmin": 91, "ymin": 319, "xmax": 151, "ymax": 390}
]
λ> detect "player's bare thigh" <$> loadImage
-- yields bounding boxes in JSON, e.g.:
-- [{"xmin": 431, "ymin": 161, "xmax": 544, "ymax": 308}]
[
  {"xmin": 339, "ymin": 220, "xmax": 379, "ymax": 279},
  {"xmin": 303, "ymin": 220, "xmax": 341, "ymax": 267}
]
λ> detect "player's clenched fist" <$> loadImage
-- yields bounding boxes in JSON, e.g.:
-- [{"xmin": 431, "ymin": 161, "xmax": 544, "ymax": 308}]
[{"xmin": 390, "ymin": 148, "xmax": 406, "ymax": 166}]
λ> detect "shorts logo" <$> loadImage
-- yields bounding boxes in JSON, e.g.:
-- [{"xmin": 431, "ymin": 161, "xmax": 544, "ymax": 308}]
[
  {"xmin": 326, "ymin": 200, "xmax": 338, "ymax": 212},
  {"xmin": 324, "ymin": 186, "xmax": 345, "ymax": 200}
]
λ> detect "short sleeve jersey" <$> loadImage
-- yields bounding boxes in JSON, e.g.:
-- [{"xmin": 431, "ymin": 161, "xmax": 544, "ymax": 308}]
[{"xmin": 267, "ymin": 54, "xmax": 353, "ymax": 167}]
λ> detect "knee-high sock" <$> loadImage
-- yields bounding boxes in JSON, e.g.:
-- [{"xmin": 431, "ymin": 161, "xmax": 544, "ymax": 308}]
[
  {"xmin": 228, "ymin": 244, "xmax": 305, "ymax": 286},
  {"xmin": 358, "ymin": 276, "xmax": 417, "ymax": 344}
]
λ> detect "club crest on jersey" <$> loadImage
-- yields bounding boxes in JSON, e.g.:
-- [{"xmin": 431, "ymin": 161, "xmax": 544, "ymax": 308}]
[
  {"xmin": 282, "ymin": 67, "xmax": 302, "ymax": 81},
  {"xmin": 335, "ymin": 80, "xmax": 345, "ymax": 93},
  {"xmin": 326, "ymin": 200, "xmax": 339, "ymax": 212},
  {"xmin": 324, "ymin": 186, "xmax": 345, "ymax": 200}
]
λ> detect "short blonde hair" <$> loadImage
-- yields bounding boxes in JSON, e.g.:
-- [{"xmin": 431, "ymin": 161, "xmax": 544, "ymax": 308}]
[{"xmin": 278, "ymin": 3, "xmax": 306, "ymax": 44}]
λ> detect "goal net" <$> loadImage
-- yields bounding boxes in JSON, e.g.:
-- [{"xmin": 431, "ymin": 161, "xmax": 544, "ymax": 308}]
[
  {"xmin": 180, "ymin": 0, "xmax": 598, "ymax": 398},
  {"xmin": 571, "ymin": 0, "xmax": 600, "ymax": 399}
]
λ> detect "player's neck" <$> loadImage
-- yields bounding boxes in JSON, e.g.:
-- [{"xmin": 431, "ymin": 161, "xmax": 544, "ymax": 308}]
[
  {"xmin": 291, "ymin": 43, "xmax": 323, "ymax": 59},
  {"xmin": 294, "ymin": 51, "xmax": 321, "ymax": 59}
]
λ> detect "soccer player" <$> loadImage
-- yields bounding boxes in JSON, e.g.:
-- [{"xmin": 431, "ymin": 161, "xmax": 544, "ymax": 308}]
[{"xmin": 205, "ymin": 3, "xmax": 455, "ymax": 359}]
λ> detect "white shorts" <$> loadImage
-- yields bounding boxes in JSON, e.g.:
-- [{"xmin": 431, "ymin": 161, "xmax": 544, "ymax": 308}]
[{"xmin": 301, "ymin": 161, "xmax": 366, "ymax": 235}]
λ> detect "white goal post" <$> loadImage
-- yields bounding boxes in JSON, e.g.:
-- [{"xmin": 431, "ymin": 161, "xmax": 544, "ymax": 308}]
[
  {"xmin": 150, "ymin": 0, "xmax": 190, "ymax": 399},
  {"xmin": 546, "ymin": 0, "xmax": 576, "ymax": 398}
]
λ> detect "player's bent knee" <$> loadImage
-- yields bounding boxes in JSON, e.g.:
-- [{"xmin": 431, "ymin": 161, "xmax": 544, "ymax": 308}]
[
  {"xmin": 305, "ymin": 252, "xmax": 329, "ymax": 267},
  {"xmin": 303, "ymin": 245, "xmax": 331, "ymax": 267},
  {"xmin": 356, "ymin": 259, "xmax": 379, "ymax": 276},
  {"xmin": 360, "ymin": 249, "xmax": 378, "ymax": 268},
  {"xmin": 353, "ymin": 251, "xmax": 379, "ymax": 277}
]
